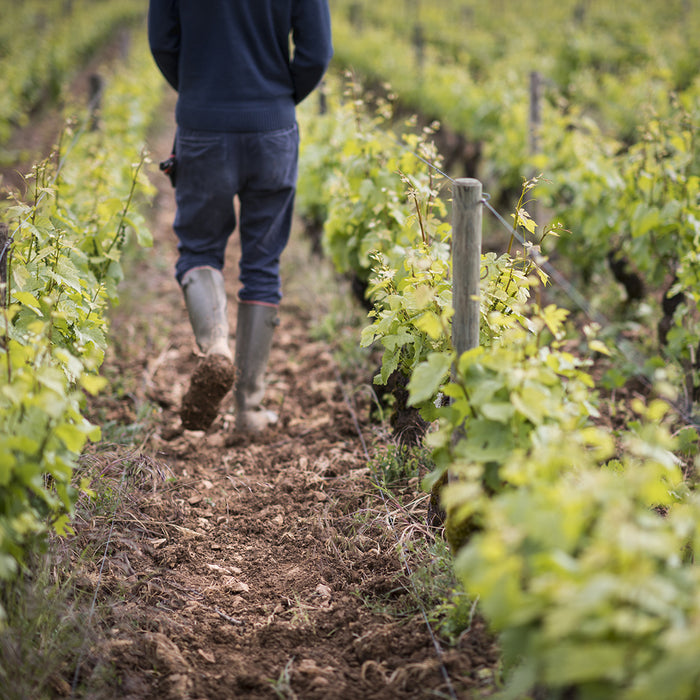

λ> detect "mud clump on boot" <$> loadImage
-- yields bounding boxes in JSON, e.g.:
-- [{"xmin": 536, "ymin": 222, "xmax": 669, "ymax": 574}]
[{"xmin": 180, "ymin": 354, "xmax": 235, "ymax": 431}]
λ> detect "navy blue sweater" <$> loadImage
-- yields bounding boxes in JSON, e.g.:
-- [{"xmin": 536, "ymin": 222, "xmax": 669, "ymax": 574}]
[{"xmin": 148, "ymin": 0, "xmax": 333, "ymax": 132}]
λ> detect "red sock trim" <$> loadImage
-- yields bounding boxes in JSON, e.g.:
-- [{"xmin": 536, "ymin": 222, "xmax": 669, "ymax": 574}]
[{"xmin": 238, "ymin": 299, "xmax": 279, "ymax": 308}]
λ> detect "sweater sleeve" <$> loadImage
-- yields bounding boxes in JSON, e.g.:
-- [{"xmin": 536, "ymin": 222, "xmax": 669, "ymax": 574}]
[
  {"xmin": 148, "ymin": 0, "xmax": 180, "ymax": 91},
  {"xmin": 290, "ymin": 0, "xmax": 333, "ymax": 105}
]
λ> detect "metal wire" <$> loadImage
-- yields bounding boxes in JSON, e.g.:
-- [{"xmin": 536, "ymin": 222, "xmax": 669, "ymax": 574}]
[
  {"xmin": 390, "ymin": 131, "xmax": 607, "ymax": 328},
  {"xmin": 406, "ymin": 146, "xmax": 457, "ymax": 185},
  {"xmin": 380, "ymin": 130, "xmax": 698, "ymax": 426},
  {"xmin": 478, "ymin": 194, "xmax": 699, "ymax": 426},
  {"xmin": 480, "ymin": 196, "xmax": 606, "ymax": 326},
  {"xmin": 386, "ymin": 129, "xmax": 457, "ymax": 186},
  {"xmin": 386, "ymin": 124, "xmax": 607, "ymax": 329}
]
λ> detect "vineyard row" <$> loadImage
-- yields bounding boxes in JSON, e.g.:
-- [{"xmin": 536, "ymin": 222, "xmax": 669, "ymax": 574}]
[
  {"xmin": 0, "ymin": 32, "xmax": 163, "ymax": 618},
  {"xmin": 296, "ymin": 73, "xmax": 700, "ymax": 699}
]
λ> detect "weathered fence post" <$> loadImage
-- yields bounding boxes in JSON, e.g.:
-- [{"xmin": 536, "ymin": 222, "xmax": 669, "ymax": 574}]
[
  {"xmin": 88, "ymin": 73, "xmax": 104, "ymax": 131},
  {"xmin": 528, "ymin": 70, "xmax": 543, "ymax": 223},
  {"xmin": 529, "ymin": 71, "xmax": 542, "ymax": 157},
  {"xmin": 318, "ymin": 80, "xmax": 327, "ymax": 116},
  {"xmin": 119, "ymin": 28, "xmax": 132, "ymax": 60},
  {"xmin": 0, "ymin": 223, "xmax": 10, "ymax": 309},
  {"xmin": 431, "ymin": 178, "xmax": 481, "ymax": 502},
  {"xmin": 452, "ymin": 178, "xmax": 482, "ymax": 361},
  {"xmin": 428, "ymin": 179, "xmax": 483, "ymax": 522},
  {"xmin": 348, "ymin": 2, "xmax": 363, "ymax": 29},
  {"xmin": 412, "ymin": 23, "xmax": 425, "ymax": 75},
  {"xmin": 573, "ymin": 0, "xmax": 588, "ymax": 24}
]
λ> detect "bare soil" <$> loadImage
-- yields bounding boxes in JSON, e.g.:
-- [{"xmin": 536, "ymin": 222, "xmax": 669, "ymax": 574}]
[{"xmin": 63, "ymin": 104, "xmax": 499, "ymax": 699}]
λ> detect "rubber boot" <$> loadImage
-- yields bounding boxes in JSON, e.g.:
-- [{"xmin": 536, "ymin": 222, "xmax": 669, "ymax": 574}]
[
  {"xmin": 234, "ymin": 301, "xmax": 279, "ymax": 433},
  {"xmin": 180, "ymin": 267, "xmax": 235, "ymax": 430},
  {"xmin": 182, "ymin": 266, "xmax": 232, "ymax": 359}
]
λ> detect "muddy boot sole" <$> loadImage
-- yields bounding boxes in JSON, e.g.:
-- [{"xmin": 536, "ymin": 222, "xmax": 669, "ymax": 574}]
[{"xmin": 180, "ymin": 354, "xmax": 235, "ymax": 431}]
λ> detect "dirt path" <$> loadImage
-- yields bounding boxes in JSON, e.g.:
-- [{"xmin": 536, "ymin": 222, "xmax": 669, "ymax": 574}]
[{"xmin": 70, "ymin": 101, "xmax": 498, "ymax": 700}]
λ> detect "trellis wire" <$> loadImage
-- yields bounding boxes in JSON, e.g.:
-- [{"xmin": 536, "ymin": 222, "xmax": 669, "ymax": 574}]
[{"xmin": 391, "ymin": 144, "xmax": 699, "ymax": 426}]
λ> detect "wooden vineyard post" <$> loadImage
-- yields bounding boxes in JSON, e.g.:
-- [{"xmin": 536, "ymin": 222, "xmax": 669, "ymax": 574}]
[
  {"xmin": 573, "ymin": 0, "xmax": 589, "ymax": 24},
  {"xmin": 348, "ymin": 2, "xmax": 363, "ymax": 29},
  {"xmin": 528, "ymin": 70, "xmax": 543, "ymax": 224},
  {"xmin": 451, "ymin": 178, "xmax": 482, "ymax": 362},
  {"xmin": 529, "ymin": 71, "xmax": 542, "ymax": 157},
  {"xmin": 318, "ymin": 80, "xmax": 327, "ymax": 116},
  {"xmin": 429, "ymin": 177, "xmax": 482, "ymax": 509},
  {"xmin": 448, "ymin": 178, "xmax": 482, "ymax": 489},
  {"xmin": 0, "ymin": 223, "xmax": 9, "ymax": 309},
  {"xmin": 88, "ymin": 73, "xmax": 104, "ymax": 131},
  {"xmin": 413, "ymin": 23, "xmax": 425, "ymax": 76}
]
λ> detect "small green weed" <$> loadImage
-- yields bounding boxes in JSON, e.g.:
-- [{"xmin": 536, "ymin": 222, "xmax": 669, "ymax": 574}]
[
  {"xmin": 0, "ymin": 551, "xmax": 102, "ymax": 700},
  {"xmin": 369, "ymin": 443, "xmax": 433, "ymax": 491},
  {"xmin": 349, "ymin": 479, "xmax": 479, "ymax": 647},
  {"xmin": 96, "ymin": 398, "xmax": 160, "ymax": 447},
  {"xmin": 268, "ymin": 657, "xmax": 297, "ymax": 700}
]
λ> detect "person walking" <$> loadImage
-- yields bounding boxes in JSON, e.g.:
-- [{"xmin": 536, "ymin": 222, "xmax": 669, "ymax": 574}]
[{"xmin": 147, "ymin": 0, "xmax": 333, "ymax": 433}]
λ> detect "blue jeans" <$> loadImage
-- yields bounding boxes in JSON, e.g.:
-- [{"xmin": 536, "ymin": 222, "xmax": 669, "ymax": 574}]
[{"xmin": 173, "ymin": 124, "xmax": 299, "ymax": 304}]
